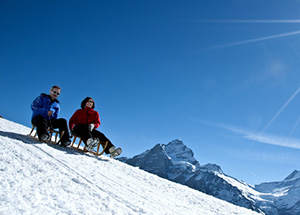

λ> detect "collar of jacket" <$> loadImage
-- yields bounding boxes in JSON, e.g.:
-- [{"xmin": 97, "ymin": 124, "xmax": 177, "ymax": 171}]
[{"xmin": 41, "ymin": 93, "xmax": 60, "ymax": 103}]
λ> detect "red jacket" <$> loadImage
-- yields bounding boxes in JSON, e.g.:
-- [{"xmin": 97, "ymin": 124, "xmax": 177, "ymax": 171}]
[{"xmin": 69, "ymin": 107, "xmax": 101, "ymax": 130}]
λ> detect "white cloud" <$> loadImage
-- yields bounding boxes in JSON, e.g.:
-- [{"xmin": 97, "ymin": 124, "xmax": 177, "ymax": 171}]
[
  {"xmin": 196, "ymin": 119, "xmax": 300, "ymax": 150},
  {"xmin": 226, "ymin": 125, "xmax": 300, "ymax": 150},
  {"xmin": 206, "ymin": 30, "xmax": 300, "ymax": 50},
  {"xmin": 261, "ymin": 86, "xmax": 300, "ymax": 133},
  {"xmin": 245, "ymin": 132, "xmax": 300, "ymax": 149}
]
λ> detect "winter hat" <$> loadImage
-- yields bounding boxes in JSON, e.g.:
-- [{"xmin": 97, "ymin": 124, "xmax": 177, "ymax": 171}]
[{"xmin": 81, "ymin": 97, "xmax": 95, "ymax": 109}]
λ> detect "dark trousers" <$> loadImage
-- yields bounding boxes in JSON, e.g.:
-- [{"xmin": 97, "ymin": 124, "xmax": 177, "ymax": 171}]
[
  {"xmin": 32, "ymin": 115, "xmax": 70, "ymax": 142},
  {"xmin": 72, "ymin": 124, "xmax": 113, "ymax": 154}
]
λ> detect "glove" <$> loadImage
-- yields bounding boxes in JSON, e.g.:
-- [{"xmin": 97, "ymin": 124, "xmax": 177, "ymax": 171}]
[{"xmin": 88, "ymin": 124, "xmax": 95, "ymax": 132}]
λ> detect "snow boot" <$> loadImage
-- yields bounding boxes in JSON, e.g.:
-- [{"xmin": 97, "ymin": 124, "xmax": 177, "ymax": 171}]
[
  {"xmin": 109, "ymin": 146, "xmax": 122, "ymax": 158},
  {"xmin": 86, "ymin": 138, "xmax": 99, "ymax": 151},
  {"xmin": 40, "ymin": 133, "xmax": 50, "ymax": 143}
]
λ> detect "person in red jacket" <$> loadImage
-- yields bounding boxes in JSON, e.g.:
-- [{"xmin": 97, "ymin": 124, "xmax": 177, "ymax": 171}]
[{"xmin": 69, "ymin": 97, "xmax": 121, "ymax": 158}]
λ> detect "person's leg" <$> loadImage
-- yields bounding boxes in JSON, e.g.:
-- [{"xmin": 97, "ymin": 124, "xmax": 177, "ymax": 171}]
[
  {"xmin": 50, "ymin": 118, "xmax": 71, "ymax": 144},
  {"xmin": 72, "ymin": 124, "xmax": 93, "ymax": 145},
  {"xmin": 91, "ymin": 130, "xmax": 114, "ymax": 154},
  {"xmin": 31, "ymin": 115, "xmax": 49, "ymax": 140}
]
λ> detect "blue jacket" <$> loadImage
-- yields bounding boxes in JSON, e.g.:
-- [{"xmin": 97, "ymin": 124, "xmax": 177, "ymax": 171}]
[{"xmin": 31, "ymin": 93, "xmax": 60, "ymax": 120}]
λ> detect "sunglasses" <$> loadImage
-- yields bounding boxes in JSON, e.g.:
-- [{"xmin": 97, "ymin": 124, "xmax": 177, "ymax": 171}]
[
  {"xmin": 87, "ymin": 100, "xmax": 94, "ymax": 103},
  {"xmin": 52, "ymin": 90, "xmax": 60, "ymax": 95}
]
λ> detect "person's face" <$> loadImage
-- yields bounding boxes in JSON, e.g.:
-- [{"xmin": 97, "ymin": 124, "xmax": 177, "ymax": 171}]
[
  {"xmin": 49, "ymin": 88, "xmax": 61, "ymax": 100},
  {"xmin": 86, "ymin": 99, "xmax": 94, "ymax": 108}
]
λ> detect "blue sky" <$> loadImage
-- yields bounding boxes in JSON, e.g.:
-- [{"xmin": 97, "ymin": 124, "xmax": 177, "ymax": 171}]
[{"xmin": 1, "ymin": 0, "xmax": 300, "ymax": 185}]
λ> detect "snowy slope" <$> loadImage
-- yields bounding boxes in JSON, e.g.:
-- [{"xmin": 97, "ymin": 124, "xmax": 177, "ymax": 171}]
[{"xmin": 0, "ymin": 118, "xmax": 261, "ymax": 215}]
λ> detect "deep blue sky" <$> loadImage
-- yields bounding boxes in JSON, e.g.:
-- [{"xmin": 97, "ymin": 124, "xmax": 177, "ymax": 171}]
[{"xmin": 1, "ymin": 0, "xmax": 300, "ymax": 185}]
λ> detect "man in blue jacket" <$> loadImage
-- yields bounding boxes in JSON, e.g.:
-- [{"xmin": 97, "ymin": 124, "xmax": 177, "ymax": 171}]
[{"xmin": 31, "ymin": 85, "xmax": 71, "ymax": 146}]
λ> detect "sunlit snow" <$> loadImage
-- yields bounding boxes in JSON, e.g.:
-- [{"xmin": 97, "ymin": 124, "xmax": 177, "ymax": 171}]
[{"xmin": 0, "ymin": 118, "xmax": 261, "ymax": 215}]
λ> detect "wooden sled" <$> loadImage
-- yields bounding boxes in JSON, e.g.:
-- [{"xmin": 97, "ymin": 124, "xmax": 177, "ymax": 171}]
[
  {"xmin": 28, "ymin": 125, "xmax": 64, "ymax": 145},
  {"xmin": 70, "ymin": 135, "xmax": 108, "ymax": 156},
  {"xmin": 28, "ymin": 125, "xmax": 108, "ymax": 156}
]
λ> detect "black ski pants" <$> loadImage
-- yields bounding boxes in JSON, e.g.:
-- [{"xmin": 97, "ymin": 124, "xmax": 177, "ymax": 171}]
[
  {"xmin": 32, "ymin": 115, "xmax": 70, "ymax": 142},
  {"xmin": 72, "ymin": 124, "xmax": 113, "ymax": 154}
]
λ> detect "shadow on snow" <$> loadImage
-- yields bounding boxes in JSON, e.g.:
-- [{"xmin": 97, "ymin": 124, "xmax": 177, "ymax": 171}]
[{"xmin": 0, "ymin": 130, "xmax": 109, "ymax": 161}]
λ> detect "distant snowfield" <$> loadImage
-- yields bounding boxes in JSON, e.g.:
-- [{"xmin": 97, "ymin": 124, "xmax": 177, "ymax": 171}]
[{"xmin": 0, "ymin": 118, "xmax": 260, "ymax": 215}]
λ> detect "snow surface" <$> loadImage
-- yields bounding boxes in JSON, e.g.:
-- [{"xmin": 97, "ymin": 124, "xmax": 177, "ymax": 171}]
[
  {"xmin": 0, "ymin": 118, "xmax": 261, "ymax": 215},
  {"xmin": 217, "ymin": 173, "xmax": 266, "ymax": 202}
]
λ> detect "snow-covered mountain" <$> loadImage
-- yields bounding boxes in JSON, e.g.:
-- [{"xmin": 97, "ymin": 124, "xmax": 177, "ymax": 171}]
[
  {"xmin": 0, "ymin": 118, "xmax": 260, "ymax": 215},
  {"xmin": 119, "ymin": 139, "xmax": 300, "ymax": 215},
  {"xmin": 255, "ymin": 170, "xmax": 300, "ymax": 215}
]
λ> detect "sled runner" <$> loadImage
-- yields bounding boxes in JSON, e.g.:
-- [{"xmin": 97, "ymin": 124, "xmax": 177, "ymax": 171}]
[
  {"xmin": 28, "ymin": 125, "xmax": 64, "ymax": 145},
  {"xmin": 28, "ymin": 125, "xmax": 108, "ymax": 156}
]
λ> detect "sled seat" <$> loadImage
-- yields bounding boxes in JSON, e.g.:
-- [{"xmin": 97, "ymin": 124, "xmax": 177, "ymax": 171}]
[
  {"xmin": 28, "ymin": 125, "xmax": 64, "ymax": 144},
  {"xmin": 70, "ymin": 135, "xmax": 108, "ymax": 156}
]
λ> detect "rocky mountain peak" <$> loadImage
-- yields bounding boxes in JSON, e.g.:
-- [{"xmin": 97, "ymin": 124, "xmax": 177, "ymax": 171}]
[
  {"xmin": 201, "ymin": 163, "xmax": 224, "ymax": 175},
  {"xmin": 284, "ymin": 170, "xmax": 300, "ymax": 181},
  {"xmin": 163, "ymin": 139, "xmax": 199, "ymax": 165}
]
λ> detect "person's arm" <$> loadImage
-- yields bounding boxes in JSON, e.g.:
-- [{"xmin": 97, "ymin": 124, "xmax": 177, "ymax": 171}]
[
  {"xmin": 31, "ymin": 95, "xmax": 48, "ymax": 117},
  {"xmin": 69, "ymin": 110, "xmax": 78, "ymax": 131},
  {"xmin": 50, "ymin": 102, "xmax": 60, "ymax": 119},
  {"xmin": 94, "ymin": 111, "xmax": 101, "ymax": 129}
]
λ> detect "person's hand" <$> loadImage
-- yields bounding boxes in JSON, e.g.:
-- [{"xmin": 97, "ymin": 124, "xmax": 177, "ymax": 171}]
[
  {"xmin": 88, "ymin": 124, "xmax": 95, "ymax": 132},
  {"xmin": 47, "ymin": 111, "xmax": 53, "ymax": 116},
  {"xmin": 70, "ymin": 129, "xmax": 76, "ymax": 138}
]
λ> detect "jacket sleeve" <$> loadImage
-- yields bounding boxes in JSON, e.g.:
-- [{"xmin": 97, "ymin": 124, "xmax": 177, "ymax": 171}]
[
  {"xmin": 31, "ymin": 96, "xmax": 48, "ymax": 117},
  {"xmin": 50, "ymin": 102, "xmax": 60, "ymax": 119},
  {"xmin": 94, "ymin": 111, "xmax": 101, "ymax": 129},
  {"xmin": 69, "ymin": 110, "xmax": 78, "ymax": 130}
]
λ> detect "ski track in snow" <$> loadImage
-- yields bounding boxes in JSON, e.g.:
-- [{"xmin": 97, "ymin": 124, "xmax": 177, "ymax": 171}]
[{"xmin": 0, "ymin": 118, "xmax": 260, "ymax": 215}]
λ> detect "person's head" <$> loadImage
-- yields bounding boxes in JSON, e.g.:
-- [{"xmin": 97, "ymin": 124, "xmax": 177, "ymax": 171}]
[
  {"xmin": 81, "ymin": 97, "xmax": 95, "ymax": 109},
  {"xmin": 49, "ymin": 85, "xmax": 61, "ymax": 100}
]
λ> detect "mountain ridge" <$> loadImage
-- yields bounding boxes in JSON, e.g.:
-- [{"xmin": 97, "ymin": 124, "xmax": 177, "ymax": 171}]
[{"xmin": 118, "ymin": 139, "xmax": 300, "ymax": 215}]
